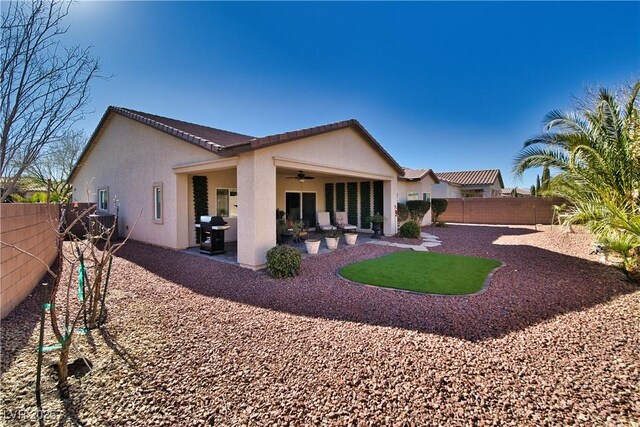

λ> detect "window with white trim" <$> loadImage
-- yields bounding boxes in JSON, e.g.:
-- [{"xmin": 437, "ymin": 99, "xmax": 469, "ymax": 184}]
[
  {"xmin": 407, "ymin": 192, "xmax": 420, "ymax": 201},
  {"xmin": 153, "ymin": 183, "xmax": 163, "ymax": 223},
  {"xmin": 423, "ymin": 192, "xmax": 431, "ymax": 202},
  {"xmin": 216, "ymin": 188, "xmax": 237, "ymax": 217},
  {"xmin": 98, "ymin": 188, "xmax": 108, "ymax": 212}
]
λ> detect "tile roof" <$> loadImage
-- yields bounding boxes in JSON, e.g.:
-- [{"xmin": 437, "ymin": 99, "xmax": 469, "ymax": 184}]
[
  {"xmin": 69, "ymin": 107, "xmax": 405, "ymax": 182},
  {"xmin": 112, "ymin": 107, "xmax": 255, "ymax": 150},
  {"xmin": 400, "ymin": 168, "xmax": 439, "ymax": 183},
  {"xmin": 502, "ymin": 187, "xmax": 532, "ymax": 196},
  {"xmin": 436, "ymin": 169, "xmax": 504, "ymax": 188}
]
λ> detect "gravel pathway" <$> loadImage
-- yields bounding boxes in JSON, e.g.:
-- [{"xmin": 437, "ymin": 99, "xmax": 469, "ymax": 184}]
[{"xmin": 1, "ymin": 224, "xmax": 638, "ymax": 425}]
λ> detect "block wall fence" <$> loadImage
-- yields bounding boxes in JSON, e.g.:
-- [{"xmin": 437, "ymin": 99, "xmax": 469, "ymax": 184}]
[
  {"xmin": 1, "ymin": 203, "xmax": 60, "ymax": 319},
  {"xmin": 438, "ymin": 197, "xmax": 566, "ymax": 225}
]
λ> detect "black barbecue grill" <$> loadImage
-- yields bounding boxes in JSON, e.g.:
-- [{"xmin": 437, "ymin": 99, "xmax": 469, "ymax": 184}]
[{"xmin": 199, "ymin": 215, "xmax": 230, "ymax": 255}]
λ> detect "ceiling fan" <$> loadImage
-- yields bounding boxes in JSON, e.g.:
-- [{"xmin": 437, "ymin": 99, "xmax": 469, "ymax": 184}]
[{"xmin": 286, "ymin": 171, "xmax": 316, "ymax": 183}]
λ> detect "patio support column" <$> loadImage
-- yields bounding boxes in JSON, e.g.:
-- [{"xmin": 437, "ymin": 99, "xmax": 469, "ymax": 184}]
[
  {"xmin": 237, "ymin": 152, "xmax": 276, "ymax": 270},
  {"xmin": 175, "ymin": 173, "xmax": 190, "ymax": 249},
  {"xmin": 383, "ymin": 179, "xmax": 397, "ymax": 236}
]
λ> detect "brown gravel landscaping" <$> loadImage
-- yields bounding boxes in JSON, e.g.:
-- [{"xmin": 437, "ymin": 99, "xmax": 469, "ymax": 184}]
[{"xmin": 1, "ymin": 224, "xmax": 638, "ymax": 425}]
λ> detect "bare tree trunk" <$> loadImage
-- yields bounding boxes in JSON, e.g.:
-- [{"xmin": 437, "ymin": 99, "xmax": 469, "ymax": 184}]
[
  {"xmin": 88, "ymin": 269, "xmax": 102, "ymax": 328},
  {"xmin": 57, "ymin": 343, "xmax": 70, "ymax": 398}
]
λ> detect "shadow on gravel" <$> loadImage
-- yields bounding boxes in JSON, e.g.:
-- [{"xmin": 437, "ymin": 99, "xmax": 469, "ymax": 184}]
[
  {"xmin": 0, "ymin": 293, "xmax": 40, "ymax": 372},
  {"xmin": 98, "ymin": 327, "xmax": 138, "ymax": 369},
  {"xmin": 114, "ymin": 225, "xmax": 637, "ymax": 342}
]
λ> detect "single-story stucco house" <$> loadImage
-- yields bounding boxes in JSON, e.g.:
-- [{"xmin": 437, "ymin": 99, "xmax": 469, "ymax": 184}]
[
  {"xmin": 397, "ymin": 168, "xmax": 439, "ymax": 226},
  {"xmin": 432, "ymin": 169, "xmax": 504, "ymax": 198},
  {"xmin": 69, "ymin": 107, "xmax": 404, "ymax": 270},
  {"xmin": 501, "ymin": 187, "xmax": 532, "ymax": 197}
]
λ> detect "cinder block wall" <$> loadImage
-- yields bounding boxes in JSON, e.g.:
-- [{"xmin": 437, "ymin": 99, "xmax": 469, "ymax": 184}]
[
  {"xmin": 1, "ymin": 204, "xmax": 60, "ymax": 318},
  {"xmin": 438, "ymin": 197, "xmax": 565, "ymax": 225}
]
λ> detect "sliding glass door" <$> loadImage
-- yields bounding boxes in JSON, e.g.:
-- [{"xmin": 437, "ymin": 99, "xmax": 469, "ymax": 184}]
[{"xmin": 285, "ymin": 192, "xmax": 316, "ymax": 228}]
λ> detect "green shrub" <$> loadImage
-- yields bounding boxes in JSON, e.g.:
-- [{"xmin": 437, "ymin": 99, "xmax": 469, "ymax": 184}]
[
  {"xmin": 406, "ymin": 200, "xmax": 431, "ymax": 223},
  {"xmin": 396, "ymin": 203, "xmax": 409, "ymax": 223},
  {"xmin": 399, "ymin": 220, "xmax": 421, "ymax": 238},
  {"xmin": 266, "ymin": 245, "xmax": 302, "ymax": 279},
  {"xmin": 365, "ymin": 213, "xmax": 384, "ymax": 224},
  {"xmin": 431, "ymin": 199, "xmax": 449, "ymax": 222},
  {"xmin": 434, "ymin": 221, "xmax": 448, "ymax": 227}
]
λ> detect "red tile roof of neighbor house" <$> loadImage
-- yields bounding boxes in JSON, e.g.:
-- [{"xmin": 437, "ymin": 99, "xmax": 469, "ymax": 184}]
[
  {"xmin": 69, "ymin": 106, "xmax": 405, "ymax": 181},
  {"xmin": 436, "ymin": 169, "xmax": 504, "ymax": 188},
  {"xmin": 401, "ymin": 168, "xmax": 440, "ymax": 183}
]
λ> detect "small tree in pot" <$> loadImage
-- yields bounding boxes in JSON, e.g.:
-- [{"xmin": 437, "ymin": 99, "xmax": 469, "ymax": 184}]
[{"xmin": 366, "ymin": 213, "xmax": 384, "ymax": 239}]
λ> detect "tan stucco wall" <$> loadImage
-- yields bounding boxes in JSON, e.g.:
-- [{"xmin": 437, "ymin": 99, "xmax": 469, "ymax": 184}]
[
  {"xmin": 262, "ymin": 128, "xmax": 398, "ymax": 179},
  {"xmin": 73, "ymin": 116, "xmax": 399, "ymax": 268},
  {"xmin": 275, "ymin": 173, "xmax": 327, "ymax": 215},
  {"xmin": 1, "ymin": 204, "xmax": 59, "ymax": 318},
  {"xmin": 432, "ymin": 182, "xmax": 462, "ymax": 198},
  {"xmin": 71, "ymin": 114, "xmax": 221, "ymax": 249},
  {"xmin": 234, "ymin": 127, "xmax": 398, "ymax": 268},
  {"xmin": 397, "ymin": 177, "xmax": 435, "ymax": 225}
]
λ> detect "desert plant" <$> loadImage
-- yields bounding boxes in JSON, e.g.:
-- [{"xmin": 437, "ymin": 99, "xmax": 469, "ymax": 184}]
[
  {"xmin": 406, "ymin": 200, "xmax": 431, "ymax": 223},
  {"xmin": 324, "ymin": 228, "xmax": 341, "ymax": 239},
  {"xmin": 396, "ymin": 202, "xmax": 409, "ymax": 223},
  {"xmin": 266, "ymin": 245, "xmax": 302, "ymax": 278},
  {"xmin": 399, "ymin": 220, "xmax": 421, "ymax": 238},
  {"xmin": 0, "ymin": 200, "xmax": 138, "ymax": 399},
  {"xmin": 431, "ymin": 199, "xmax": 449, "ymax": 222},
  {"xmin": 513, "ymin": 81, "xmax": 640, "ymax": 279}
]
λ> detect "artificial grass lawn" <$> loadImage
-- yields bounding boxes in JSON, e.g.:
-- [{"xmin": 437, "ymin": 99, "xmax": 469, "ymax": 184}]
[{"xmin": 340, "ymin": 251, "xmax": 501, "ymax": 295}]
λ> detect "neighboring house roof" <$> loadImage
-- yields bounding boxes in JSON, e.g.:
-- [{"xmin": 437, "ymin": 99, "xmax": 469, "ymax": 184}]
[
  {"xmin": 0, "ymin": 177, "xmax": 47, "ymax": 193},
  {"xmin": 435, "ymin": 169, "xmax": 504, "ymax": 188},
  {"xmin": 501, "ymin": 187, "xmax": 532, "ymax": 196},
  {"xmin": 69, "ymin": 106, "xmax": 404, "ymax": 181},
  {"xmin": 400, "ymin": 168, "xmax": 440, "ymax": 183}
]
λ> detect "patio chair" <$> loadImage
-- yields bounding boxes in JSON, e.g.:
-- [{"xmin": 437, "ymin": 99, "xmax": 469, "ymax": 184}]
[
  {"xmin": 335, "ymin": 211, "xmax": 357, "ymax": 233},
  {"xmin": 316, "ymin": 211, "xmax": 337, "ymax": 234}
]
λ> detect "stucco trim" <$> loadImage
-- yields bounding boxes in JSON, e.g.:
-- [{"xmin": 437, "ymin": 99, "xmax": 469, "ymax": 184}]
[
  {"xmin": 172, "ymin": 157, "xmax": 239, "ymax": 174},
  {"xmin": 273, "ymin": 157, "xmax": 396, "ymax": 181}
]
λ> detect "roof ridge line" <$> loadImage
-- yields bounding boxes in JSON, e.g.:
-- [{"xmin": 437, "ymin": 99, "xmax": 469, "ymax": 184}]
[{"xmin": 111, "ymin": 106, "xmax": 225, "ymax": 150}]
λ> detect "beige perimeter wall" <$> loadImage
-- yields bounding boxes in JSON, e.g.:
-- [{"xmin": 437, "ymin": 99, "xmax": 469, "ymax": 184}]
[
  {"xmin": 439, "ymin": 197, "xmax": 566, "ymax": 225},
  {"xmin": 1, "ymin": 204, "xmax": 59, "ymax": 318}
]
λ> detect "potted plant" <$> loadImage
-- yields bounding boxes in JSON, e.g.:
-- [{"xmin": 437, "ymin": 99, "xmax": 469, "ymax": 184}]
[
  {"xmin": 324, "ymin": 229, "xmax": 340, "ymax": 250},
  {"xmin": 305, "ymin": 238, "xmax": 321, "ymax": 255},
  {"xmin": 344, "ymin": 232, "xmax": 358, "ymax": 245},
  {"xmin": 366, "ymin": 213, "xmax": 384, "ymax": 239}
]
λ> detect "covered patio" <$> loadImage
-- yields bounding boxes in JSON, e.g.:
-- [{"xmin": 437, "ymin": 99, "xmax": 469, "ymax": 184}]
[{"xmin": 173, "ymin": 154, "xmax": 398, "ymax": 269}]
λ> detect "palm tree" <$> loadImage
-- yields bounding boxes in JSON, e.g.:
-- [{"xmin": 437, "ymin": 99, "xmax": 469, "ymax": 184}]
[{"xmin": 514, "ymin": 81, "xmax": 640, "ymax": 280}]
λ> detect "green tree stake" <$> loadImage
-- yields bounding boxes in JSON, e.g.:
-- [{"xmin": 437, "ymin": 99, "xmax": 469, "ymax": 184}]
[{"xmin": 99, "ymin": 255, "xmax": 113, "ymax": 325}]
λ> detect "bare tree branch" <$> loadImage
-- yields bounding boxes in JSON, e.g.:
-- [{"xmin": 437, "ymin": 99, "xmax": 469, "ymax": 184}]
[{"xmin": 1, "ymin": 0, "xmax": 102, "ymax": 201}]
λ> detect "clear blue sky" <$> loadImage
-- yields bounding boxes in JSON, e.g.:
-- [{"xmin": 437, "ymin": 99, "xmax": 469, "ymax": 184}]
[{"xmin": 63, "ymin": 1, "xmax": 639, "ymax": 188}]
